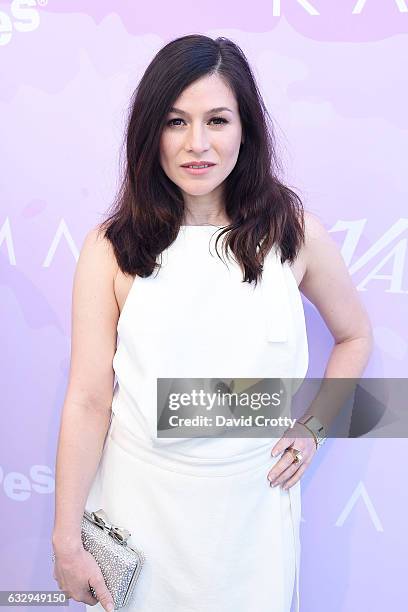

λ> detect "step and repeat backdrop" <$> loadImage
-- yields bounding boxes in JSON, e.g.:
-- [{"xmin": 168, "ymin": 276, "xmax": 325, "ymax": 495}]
[{"xmin": 1, "ymin": 1, "xmax": 407, "ymax": 611}]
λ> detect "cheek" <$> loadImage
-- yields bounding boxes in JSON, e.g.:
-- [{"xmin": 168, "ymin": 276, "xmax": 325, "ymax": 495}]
[
  {"xmin": 219, "ymin": 131, "xmax": 242, "ymax": 155},
  {"xmin": 159, "ymin": 132, "xmax": 173, "ymax": 155},
  {"xmin": 222, "ymin": 142, "xmax": 241, "ymax": 166},
  {"xmin": 160, "ymin": 136, "xmax": 179, "ymax": 163}
]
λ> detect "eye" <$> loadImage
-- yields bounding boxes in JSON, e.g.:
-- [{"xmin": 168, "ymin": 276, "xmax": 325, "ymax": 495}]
[
  {"xmin": 210, "ymin": 117, "xmax": 228, "ymax": 126},
  {"xmin": 166, "ymin": 118, "xmax": 184, "ymax": 127},
  {"xmin": 166, "ymin": 116, "xmax": 229, "ymax": 127}
]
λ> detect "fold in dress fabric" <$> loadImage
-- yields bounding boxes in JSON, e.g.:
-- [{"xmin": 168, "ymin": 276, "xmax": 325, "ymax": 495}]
[{"xmin": 85, "ymin": 225, "xmax": 309, "ymax": 612}]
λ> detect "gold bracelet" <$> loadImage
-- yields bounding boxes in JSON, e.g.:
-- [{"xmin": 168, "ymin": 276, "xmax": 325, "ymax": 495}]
[{"xmin": 297, "ymin": 421, "xmax": 318, "ymax": 450}]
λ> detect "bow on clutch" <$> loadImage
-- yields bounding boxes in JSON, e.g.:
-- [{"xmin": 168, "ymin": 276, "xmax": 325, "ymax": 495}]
[{"xmin": 91, "ymin": 509, "xmax": 131, "ymax": 544}]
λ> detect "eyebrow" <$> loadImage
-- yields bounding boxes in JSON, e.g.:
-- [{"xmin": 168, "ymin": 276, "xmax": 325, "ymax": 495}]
[{"xmin": 168, "ymin": 106, "xmax": 233, "ymax": 116}]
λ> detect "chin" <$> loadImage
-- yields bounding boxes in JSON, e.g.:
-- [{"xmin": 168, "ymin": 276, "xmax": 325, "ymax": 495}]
[{"xmin": 181, "ymin": 184, "xmax": 217, "ymax": 195}]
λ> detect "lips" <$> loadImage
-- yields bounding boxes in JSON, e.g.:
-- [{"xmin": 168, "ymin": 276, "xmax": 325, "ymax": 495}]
[{"xmin": 180, "ymin": 161, "xmax": 216, "ymax": 167}]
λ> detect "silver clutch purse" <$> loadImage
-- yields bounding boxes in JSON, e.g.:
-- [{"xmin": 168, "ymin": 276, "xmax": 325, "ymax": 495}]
[{"xmin": 81, "ymin": 509, "xmax": 146, "ymax": 609}]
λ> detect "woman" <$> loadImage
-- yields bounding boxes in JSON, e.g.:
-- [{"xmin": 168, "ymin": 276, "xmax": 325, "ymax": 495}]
[{"xmin": 51, "ymin": 34, "xmax": 373, "ymax": 612}]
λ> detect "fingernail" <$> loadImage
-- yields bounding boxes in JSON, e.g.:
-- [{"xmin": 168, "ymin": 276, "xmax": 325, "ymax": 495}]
[{"xmin": 107, "ymin": 604, "xmax": 114, "ymax": 612}]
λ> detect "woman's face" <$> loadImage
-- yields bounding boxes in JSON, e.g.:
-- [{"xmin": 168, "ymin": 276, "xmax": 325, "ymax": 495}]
[{"xmin": 159, "ymin": 73, "xmax": 243, "ymax": 205}]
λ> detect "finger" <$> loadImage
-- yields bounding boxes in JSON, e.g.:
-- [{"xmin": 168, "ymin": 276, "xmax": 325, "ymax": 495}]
[
  {"xmin": 269, "ymin": 445, "xmax": 312, "ymax": 484},
  {"xmin": 87, "ymin": 581, "xmax": 98, "ymax": 599},
  {"xmin": 269, "ymin": 458, "xmax": 300, "ymax": 486},
  {"xmin": 281, "ymin": 462, "xmax": 309, "ymax": 490},
  {"xmin": 85, "ymin": 581, "xmax": 99, "ymax": 605},
  {"xmin": 90, "ymin": 577, "xmax": 114, "ymax": 612},
  {"xmin": 271, "ymin": 437, "xmax": 295, "ymax": 457},
  {"xmin": 267, "ymin": 448, "xmax": 299, "ymax": 482},
  {"xmin": 67, "ymin": 591, "xmax": 94, "ymax": 606},
  {"xmin": 82, "ymin": 591, "xmax": 100, "ymax": 606}
]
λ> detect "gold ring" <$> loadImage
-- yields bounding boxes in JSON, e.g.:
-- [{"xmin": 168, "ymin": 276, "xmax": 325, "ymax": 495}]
[{"xmin": 286, "ymin": 447, "xmax": 303, "ymax": 464}]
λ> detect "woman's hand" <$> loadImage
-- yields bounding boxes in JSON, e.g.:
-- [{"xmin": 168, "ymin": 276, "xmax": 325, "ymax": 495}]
[
  {"xmin": 267, "ymin": 422, "xmax": 318, "ymax": 490},
  {"xmin": 52, "ymin": 543, "xmax": 115, "ymax": 612}
]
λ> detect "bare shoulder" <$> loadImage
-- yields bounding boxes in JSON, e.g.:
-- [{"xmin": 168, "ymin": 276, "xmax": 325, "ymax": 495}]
[
  {"xmin": 300, "ymin": 209, "xmax": 345, "ymax": 286},
  {"xmin": 299, "ymin": 210, "xmax": 373, "ymax": 343},
  {"xmin": 81, "ymin": 225, "xmax": 119, "ymax": 273},
  {"xmin": 303, "ymin": 209, "xmax": 333, "ymax": 250},
  {"xmin": 288, "ymin": 210, "xmax": 322, "ymax": 287},
  {"xmin": 66, "ymin": 224, "xmax": 120, "ymax": 410}
]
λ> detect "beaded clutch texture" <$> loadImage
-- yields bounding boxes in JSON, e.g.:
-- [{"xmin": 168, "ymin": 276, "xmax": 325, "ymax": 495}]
[{"xmin": 81, "ymin": 509, "xmax": 146, "ymax": 609}]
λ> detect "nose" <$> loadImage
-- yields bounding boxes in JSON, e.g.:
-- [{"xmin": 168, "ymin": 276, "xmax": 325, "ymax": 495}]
[{"xmin": 184, "ymin": 123, "xmax": 210, "ymax": 153}]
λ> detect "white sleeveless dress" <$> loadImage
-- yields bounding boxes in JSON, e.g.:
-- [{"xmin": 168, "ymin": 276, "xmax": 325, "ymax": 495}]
[{"xmin": 85, "ymin": 225, "xmax": 309, "ymax": 612}]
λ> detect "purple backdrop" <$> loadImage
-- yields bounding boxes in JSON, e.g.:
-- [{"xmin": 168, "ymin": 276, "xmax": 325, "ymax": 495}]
[{"xmin": 1, "ymin": 1, "xmax": 407, "ymax": 610}]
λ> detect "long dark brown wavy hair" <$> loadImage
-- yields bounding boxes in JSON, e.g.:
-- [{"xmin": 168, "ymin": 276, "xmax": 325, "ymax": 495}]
[{"xmin": 98, "ymin": 34, "xmax": 305, "ymax": 285}]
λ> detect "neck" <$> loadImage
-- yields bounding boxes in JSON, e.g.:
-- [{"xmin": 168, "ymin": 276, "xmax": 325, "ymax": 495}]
[{"xmin": 182, "ymin": 212, "xmax": 230, "ymax": 226}]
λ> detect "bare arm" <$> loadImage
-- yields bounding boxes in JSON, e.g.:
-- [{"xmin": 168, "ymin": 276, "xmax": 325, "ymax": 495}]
[
  {"xmin": 52, "ymin": 226, "xmax": 120, "ymax": 553},
  {"xmin": 297, "ymin": 211, "xmax": 374, "ymax": 431}
]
